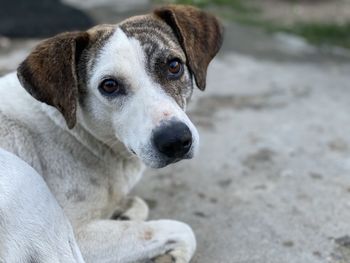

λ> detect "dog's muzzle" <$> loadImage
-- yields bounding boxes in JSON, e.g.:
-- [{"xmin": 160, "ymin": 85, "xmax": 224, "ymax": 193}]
[{"xmin": 152, "ymin": 120, "xmax": 193, "ymax": 162}]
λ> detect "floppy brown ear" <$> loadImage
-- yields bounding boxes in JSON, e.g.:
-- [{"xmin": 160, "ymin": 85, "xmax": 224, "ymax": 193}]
[
  {"xmin": 17, "ymin": 31, "xmax": 90, "ymax": 129},
  {"xmin": 154, "ymin": 5, "xmax": 224, "ymax": 91}
]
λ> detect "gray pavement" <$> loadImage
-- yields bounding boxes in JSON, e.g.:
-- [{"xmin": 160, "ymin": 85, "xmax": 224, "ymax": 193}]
[
  {"xmin": 138, "ymin": 50, "xmax": 350, "ymax": 262},
  {"xmin": 1, "ymin": 3, "xmax": 350, "ymax": 262}
]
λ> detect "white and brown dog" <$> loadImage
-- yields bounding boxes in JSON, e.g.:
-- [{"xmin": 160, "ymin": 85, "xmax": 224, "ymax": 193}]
[{"xmin": 0, "ymin": 5, "xmax": 223, "ymax": 263}]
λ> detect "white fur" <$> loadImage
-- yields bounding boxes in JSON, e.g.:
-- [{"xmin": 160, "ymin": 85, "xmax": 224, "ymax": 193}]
[
  {"xmin": 0, "ymin": 27, "xmax": 197, "ymax": 262},
  {"xmin": 0, "ymin": 148, "xmax": 85, "ymax": 263}
]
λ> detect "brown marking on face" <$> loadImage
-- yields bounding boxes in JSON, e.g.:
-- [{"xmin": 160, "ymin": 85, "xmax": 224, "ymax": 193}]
[
  {"xmin": 84, "ymin": 24, "xmax": 115, "ymax": 73},
  {"xmin": 154, "ymin": 5, "xmax": 224, "ymax": 91},
  {"xmin": 76, "ymin": 25, "xmax": 115, "ymax": 107}
]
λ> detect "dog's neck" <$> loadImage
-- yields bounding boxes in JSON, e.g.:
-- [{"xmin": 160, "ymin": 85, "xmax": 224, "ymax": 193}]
[{"xmin": 41, "ymin": 103, "xmax": 136, "ymax": 162}]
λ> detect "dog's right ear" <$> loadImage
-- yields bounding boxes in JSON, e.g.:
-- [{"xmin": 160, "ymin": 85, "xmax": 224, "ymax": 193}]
[
  {"xmin": 17, "ymin": 31, "xmax": 90, "ymax": 129},
  {"xmin": 154, "ymin": 5, "xmax": 224, "ymax": 91}
]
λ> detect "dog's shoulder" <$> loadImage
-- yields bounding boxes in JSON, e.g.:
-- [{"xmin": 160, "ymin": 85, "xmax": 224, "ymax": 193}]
[
  {"xmin": 0, "ymin": 72, "xmax": 40, "ymax": 121},
  {"xmin": 0, "ymin": 110, "xmax": 44, "ymax": 174},
  {"xmin": 0, "ymin": 72, "xmax": 37, "ymax": 143},
  {"xmin": 0, "ymin": 73, "xmax": 45, "ymax": 172}
]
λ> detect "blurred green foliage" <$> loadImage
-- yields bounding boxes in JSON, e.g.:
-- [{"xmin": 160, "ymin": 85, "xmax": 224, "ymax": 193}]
[
  {"xmin": 157, "ymin": 0, "xmax": 350, "ymax": 49},
  {"xmin": 284, "ymin": 22, "xmax": 350, "ymax": 49},
  {"xmin": 161, "ymin": 0, "xmax": 253, "ymax": 12}
]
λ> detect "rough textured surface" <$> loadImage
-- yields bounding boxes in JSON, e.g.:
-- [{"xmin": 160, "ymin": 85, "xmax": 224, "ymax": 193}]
[
  {"xmin": 1, "ymin": 2, "xmax": 350, "ymax": 263},
  {"xmin": 137, "ymin": 51, "xmax": 350, "ymax": 263}
]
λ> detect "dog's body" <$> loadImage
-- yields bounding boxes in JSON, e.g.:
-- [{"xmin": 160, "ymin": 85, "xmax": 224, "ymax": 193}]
[{"xmin": 0, "ymin": 6, "xmax": 223, "ymax": 263}]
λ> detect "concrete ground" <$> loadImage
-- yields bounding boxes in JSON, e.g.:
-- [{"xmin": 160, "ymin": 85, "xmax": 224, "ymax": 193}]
[
  {"xmin": 137, "ymin": 31, "xmax": 350, "ymax": 263},
  {"xmin": 1, "ymin": 2, "xmax": 350, "ymax": 262}
]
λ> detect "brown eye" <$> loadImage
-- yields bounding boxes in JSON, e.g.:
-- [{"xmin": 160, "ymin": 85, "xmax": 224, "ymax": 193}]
[
  {"xmin": 168, "ymin": 59, "xmax": 183, "ymax": 78},
  {"xmin": 99, "ymin": 79, "xmax": 120, "ymax": 96}
]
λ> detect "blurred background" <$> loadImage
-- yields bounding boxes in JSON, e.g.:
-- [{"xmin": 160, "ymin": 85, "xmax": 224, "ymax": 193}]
[{"xmin": 1, "ymin": 1, "xmax": 350, "ymax": 262}]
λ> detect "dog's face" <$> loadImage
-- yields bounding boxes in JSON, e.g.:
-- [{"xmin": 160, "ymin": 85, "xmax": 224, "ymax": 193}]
[
  {"xmin": 17, "ymin": 5, "xmax": 223, "ymax": 168},
  {"xmin": 81, "ymin": 21, "xmax": 198, "ymax": 168}
]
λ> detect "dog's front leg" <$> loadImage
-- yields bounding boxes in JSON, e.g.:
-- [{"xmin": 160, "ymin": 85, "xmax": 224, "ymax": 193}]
[
  {"xmin": 77, "ymin": 219, "xmax": 196, "ymax": 263},
  {"xmin": 111, "ymin": 196, "xmax": 149, "ymax": 221}
]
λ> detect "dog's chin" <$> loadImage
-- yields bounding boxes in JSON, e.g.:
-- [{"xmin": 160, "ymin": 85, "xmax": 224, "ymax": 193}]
[
  {"xmin": 140, "ymin": 152, "xmax": 195, "ymax": 169},
  {"xmin": 143, "ymin": 158, "xmax": 178, "ymax": 169},
  {"xmin": 146, "ymin": 160, "xmax": 172, "ymax": 169}
]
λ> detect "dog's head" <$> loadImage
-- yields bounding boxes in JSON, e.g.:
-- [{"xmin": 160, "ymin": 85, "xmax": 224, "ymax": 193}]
[{"xmin": 17, "ymin": 5, "xmax": 223, "ymax": 168}]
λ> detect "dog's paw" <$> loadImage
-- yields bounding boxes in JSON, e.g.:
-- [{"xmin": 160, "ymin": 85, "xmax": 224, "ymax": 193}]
[
  {"xmin": 111, "ymin": 196, "xmax": 149, "ymax": 221},
  {"xmin": 147, "ymin": 220, "xmax": 196, "ymax": 263},
  {"xmin": 139, "ymin": 220, "xmax": 196, "ymax": 263},
  {"xmin": 151, "ymin": 248, "xmax": 192, "ymax": 263}
]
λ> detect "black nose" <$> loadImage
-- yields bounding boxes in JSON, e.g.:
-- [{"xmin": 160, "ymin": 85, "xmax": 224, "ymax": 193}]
[{"xmin": 153, "ymin": 121, "xmax": 192, "ymax": 159}]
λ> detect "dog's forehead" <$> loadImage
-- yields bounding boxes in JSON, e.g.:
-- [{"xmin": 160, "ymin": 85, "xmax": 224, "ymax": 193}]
[
  {"xmin": 119, "ymin": 14, "xmax": 182, "ymax": 51},
  {"xmin": 119, "ymin": 15, "xmax": 187, "ymax": 75},
  {"xmin": 87, "ymin": 15, "xmax": 183, "ymax": 52},
  {"xmin": 80, "ymin": 14, "xmax": 192, "ymax": 108},
  {"xmin": 83, "ymin": 15, "xmax": 186, "ymax": 76}
]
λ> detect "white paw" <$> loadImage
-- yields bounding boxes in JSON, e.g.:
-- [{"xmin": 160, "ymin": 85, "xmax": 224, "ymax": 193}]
[{"xmin": 148, "ymin": 220, "xmax": 197, "ymax": 263}]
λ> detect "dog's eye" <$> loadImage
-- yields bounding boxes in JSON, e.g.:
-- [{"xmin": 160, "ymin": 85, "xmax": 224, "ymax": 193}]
[
  {"xmin": 99, "ymin": 79, "xmax": 120, "ymax": 96},
  {"xmin": 167, "ymin": 59, "xmax": 183, "ymax": 78}
]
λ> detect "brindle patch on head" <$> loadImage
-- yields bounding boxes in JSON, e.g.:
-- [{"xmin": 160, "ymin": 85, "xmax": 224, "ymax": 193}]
[
  {"xmin": 76, "ymin": 25, "xmax": 116, "ymax": 107},
  {"xmin": 119, "ymin": 15, "xmax": 194, "ymax": 108},
  {"xmin": 155, "ymin": 5, "xmax": 224, "ymax": 91}
]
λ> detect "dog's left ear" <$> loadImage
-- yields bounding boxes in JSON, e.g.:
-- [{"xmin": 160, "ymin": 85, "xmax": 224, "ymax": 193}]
[
  {"xmin": 17, "ymin": 31, "xmax": 90, "ymax": 129},
  {"xmin": 154, "ymin": 5, "xmax": 224, "ymax": 91}
]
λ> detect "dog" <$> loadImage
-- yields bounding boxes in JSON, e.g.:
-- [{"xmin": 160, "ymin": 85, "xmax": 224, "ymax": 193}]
[{"xmin": 0, "ymin": 5, "xmax": 223, "ymax": 263}]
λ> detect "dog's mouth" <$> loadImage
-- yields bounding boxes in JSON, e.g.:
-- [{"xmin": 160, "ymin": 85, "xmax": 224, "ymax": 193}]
[{"xmin": 150, "ymin": 149, "xmax": 195, "ymax": 168}]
